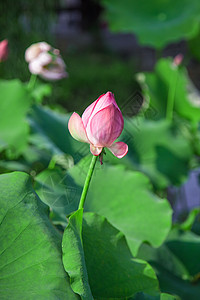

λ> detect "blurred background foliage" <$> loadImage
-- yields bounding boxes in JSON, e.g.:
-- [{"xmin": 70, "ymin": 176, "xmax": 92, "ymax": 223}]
[{"xmin": 1, "ymin": 1, "xmax": 200, "ymax": 299}]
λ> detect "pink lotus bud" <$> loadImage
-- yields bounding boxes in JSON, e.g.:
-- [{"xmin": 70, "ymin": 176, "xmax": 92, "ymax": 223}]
[
  {"xmin": 0, "ymin": 39, "xmax": 9, "ymax": 62},
  {"xmin": 68, "ymin": 92, "xmax": 128, "ymax": 158},
  {"xmin": 25, "ymin": 42, "xmax": 68, "ymax": 81},
  {"xmin": 173, "ymin": 54, "xmax": 183, "ymax": 67}
]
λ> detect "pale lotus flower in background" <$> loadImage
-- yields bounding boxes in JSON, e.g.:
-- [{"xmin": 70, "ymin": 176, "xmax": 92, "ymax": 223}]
[
  {"xmin": 68, "ymin": 92, "xmax": 128, "ymax": 158},
  {"xmin": 25, "ymin": 42, "xmax": 67, "ymax": 81},
  {"xmin": 0, "ymin": 39, "xmax": 8, "ymax": 62},
  {"xmin": 25, "ymin": 42, "xmax": 51, "ymax": 63}
]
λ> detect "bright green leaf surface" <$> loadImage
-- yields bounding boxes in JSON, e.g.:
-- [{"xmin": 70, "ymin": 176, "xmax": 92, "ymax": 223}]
[
  {"xmin": 0, "ymin": 80, "xmax": 31, "ymax": 155},
  {"xmin": 82, "ymin": 212, "xmax": 159, "ymax": 299},
  {"xmin": 62, "ymin": 209, "xmax": 93, "ymax": 300},
  {"xmin": 102, "ymin": 0, "xmax": 200, "ymax": 48},
  {"xmin": 69, "ymin": 159, "xmax": 172, "ymax": 255},
  {"xmin": 0, "ymin": 172, "xmax": 78, "ymax": 300}
]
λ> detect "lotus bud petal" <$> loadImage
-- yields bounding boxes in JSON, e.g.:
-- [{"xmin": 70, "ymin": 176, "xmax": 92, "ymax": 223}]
[
  {"xmin": 0, "ymin": 39, "xmax": 9, "ymax": 62},
  {"xmin": 108, "ymin": 142, "xmax": 128, "ymax": 158},
  {"xmin": 68, "ymin": 112, "xmax": 89, "ymax": 143}
]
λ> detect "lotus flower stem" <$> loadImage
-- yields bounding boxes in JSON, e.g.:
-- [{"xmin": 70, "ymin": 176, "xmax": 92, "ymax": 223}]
[
  {"xmin": 166, "ymin": 67, "xmax": 178, "ymax": 121},
  {"xmin": 28, "ymin": 74, "xmax": 37, "ymax": 90},
  {"xmin": 78, "ymin": 155, "xmax": 98, "ymax": 210}
]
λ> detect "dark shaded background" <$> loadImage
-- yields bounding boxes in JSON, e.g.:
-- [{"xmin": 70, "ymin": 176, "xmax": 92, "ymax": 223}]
[{"xmin": 2, "ymin": 0, "xmax": 199, "ymax": 113}]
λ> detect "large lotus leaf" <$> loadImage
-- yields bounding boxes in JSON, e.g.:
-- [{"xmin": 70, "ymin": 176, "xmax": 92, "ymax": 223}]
[
  {"xmin": 28, "ymin": 104, "xmax": 89, "ymax": 163},
  {"xmin": 68, "ymin": 158, "xmax": 172, "ymax": 256},
  {"xmin": 137, "ymin": 228, "xmax": 200, "ymax": 300},
  {"xmin": 82, "ymin": 213, "xmax": 159, "ymax": 298},
  {"xmin": 102, "ymin": 0, "xmax": 200, "ymax": 49},
  {"xmin": 0, "ymin": 172, "xmax": 78, "ymax": 300},
  {"xmin": 140, "ymin": 58, "xmax": 200, "ymax": 123},
  {"xmin": 0, "ymin": 79, "xmax": 31, "ymax": 156},
  {"xmin": 106, "ymin": 118, "xmax": 192, "ymax": 189}
]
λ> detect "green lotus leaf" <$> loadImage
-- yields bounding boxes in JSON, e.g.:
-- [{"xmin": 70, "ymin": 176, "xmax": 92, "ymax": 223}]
[
  {"xmin": 0, "ymin": 171, "xmax": 78, "ymax": 300},
  {"xmin": 0, "ymin": 79, "xmax": 31, "ymax": 156},
  {"xmin": 102, "ymin": 0, "xmax": 200, "ymax": 49}
]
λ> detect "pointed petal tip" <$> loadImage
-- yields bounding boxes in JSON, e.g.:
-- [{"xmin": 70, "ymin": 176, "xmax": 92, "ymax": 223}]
[{"xmin": 106, "ymin": 91, "xmax": 114, "ymax": 97}]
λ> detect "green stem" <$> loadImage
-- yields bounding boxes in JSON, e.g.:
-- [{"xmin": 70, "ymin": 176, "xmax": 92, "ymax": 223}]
[
  {"xmin": 28, "ymin": 74, "xmax": 37, "ymax": 90},
  {"xmin": 78, "ymin": 155, "xmax": 98, "ymax": 210},
  {"xmin": 166, "ymin": 67, "xmax": 178, "ymax": 121}
]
